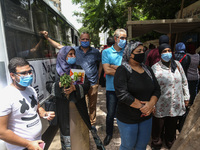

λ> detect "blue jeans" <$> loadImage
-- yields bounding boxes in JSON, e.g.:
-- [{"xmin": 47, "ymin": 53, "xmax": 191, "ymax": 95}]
[
  {"xmin": 106, "ymin": 91, "xmax": 118, "ymax": 136},
  {"xmin": 117, "ymin": 118, "xmax": 152, "ymax": 150}
]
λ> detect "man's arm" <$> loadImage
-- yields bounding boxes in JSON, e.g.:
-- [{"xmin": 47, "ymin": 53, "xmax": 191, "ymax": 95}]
[
  {"xmin": 103, "ymin": 64, "xmax": 118, "ymax": 76},
  {"xmin": 40, "ymin": 31, "xmax": 64, "ymax": 50},
  {"xmin": 0, "ymin": 115, "xmax": 43, "ymax": 150}
]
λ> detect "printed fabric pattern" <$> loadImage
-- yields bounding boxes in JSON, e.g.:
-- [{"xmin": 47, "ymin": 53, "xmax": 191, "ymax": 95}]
[{"xmin": 151, "ymin": 60, "xmax": 190, "ymax": 118}]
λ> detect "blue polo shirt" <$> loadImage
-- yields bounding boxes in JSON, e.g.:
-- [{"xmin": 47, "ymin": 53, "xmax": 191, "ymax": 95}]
[
  {"xmin": 102, "ymin": 46, "xmax": 124, "ymax": 91},
  {"xmin": 74, "ymin": 46, "xmax": 101, "ymax": 86}
]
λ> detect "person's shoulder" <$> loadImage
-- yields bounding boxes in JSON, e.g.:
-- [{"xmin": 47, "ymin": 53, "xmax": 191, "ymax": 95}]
[
  {"xmin": 26, "ymin": 86, "xmax": 37, "ymax": 95},
  {"xmin": 0, "ymin": 85, "xmax": 15, "ymax": 94},
  {"xmin": 0, "ymin": 85, "xmax": 16, "ymax": 103},
  {"xmin": 143, "ymin": 64, "xmax": 151, "ymax": 70},
  {"xmin": 151, "ymin": 60, "xmax": 160, "ymax": 68},
  {"xmin": 174, "ymin": 59, "xmax": 182, "ymax": 66},
  {"xmin": 117, "ymin": 65, "xmax": 127, "ymax": 72},
  {"xmin": 91, "ymin": 47, "xmax": 99, "ymax": 51},
  {"xmin": 73, "ymin": 46, "xmax": 80, "ymax": 50}
]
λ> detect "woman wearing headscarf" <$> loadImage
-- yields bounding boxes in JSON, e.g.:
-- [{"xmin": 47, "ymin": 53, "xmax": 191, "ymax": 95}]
[
  {"xmin": 151, "ymin": 43, "xmax": 190, "ymax": 149},
  {"xmin": 174, "ymin": 42, "xmax": 191, "ymax": 76},
  {"xmin": 114, "ymin": 41, "xmax": 161, "ymax": 150},
  {"xmin": 186, "ymin": 43, "xmax": 200, "ymax": 105},
  {"xmin": 46, "ymin": 46, "xmax": 91, "ymax": 150}
]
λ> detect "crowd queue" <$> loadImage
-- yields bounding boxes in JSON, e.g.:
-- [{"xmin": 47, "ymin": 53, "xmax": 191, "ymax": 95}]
[{"xmin": 0, "ymin": 28, "xmax": 199, "ymax": 150}]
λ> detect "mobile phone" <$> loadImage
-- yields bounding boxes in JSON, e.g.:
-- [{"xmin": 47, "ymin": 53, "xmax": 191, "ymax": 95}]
[{"xmin": 39, "ymin": 142, "xmax": 45, "ymax": 149}]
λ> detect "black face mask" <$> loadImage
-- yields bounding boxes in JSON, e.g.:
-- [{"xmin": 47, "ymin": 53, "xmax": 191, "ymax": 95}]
[{"xmin": 132, "ymin": 53, "xmax": 145, "ymax": 63}]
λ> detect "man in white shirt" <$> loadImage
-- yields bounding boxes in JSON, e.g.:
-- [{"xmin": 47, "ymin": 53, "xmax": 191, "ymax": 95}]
[{"xmin": 0, "ymin": 57, "xmax": 55, "ymax": 150}]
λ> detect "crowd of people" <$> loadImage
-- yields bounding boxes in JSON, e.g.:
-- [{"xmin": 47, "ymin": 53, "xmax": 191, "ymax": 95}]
[{"xmin": 0, "ymin": 28, "xmax": 199, "ymax": 150}]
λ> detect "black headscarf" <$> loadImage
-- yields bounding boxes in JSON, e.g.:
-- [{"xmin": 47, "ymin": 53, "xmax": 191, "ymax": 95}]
[{"xmin": 159, "ymin": 35, "xmax": 169, "ymax": 45}]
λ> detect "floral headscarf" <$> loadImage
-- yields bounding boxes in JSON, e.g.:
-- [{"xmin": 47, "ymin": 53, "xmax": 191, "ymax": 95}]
[{"xmin": 122, "ymin": 41, "xmax": 153, "ymax": 80}]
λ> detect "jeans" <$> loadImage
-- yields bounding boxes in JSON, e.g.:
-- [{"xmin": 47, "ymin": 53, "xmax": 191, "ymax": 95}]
[
  {"xmin": 106, "ymin": 91, "xmax": 118, "ymax": 136},
  {"xmin": 117, "ymin": 118, "xmax": 152, "ymax": 150},
  {"xmin": 188, "ymin": 80, "xmax": 199, "ymax": 105}
]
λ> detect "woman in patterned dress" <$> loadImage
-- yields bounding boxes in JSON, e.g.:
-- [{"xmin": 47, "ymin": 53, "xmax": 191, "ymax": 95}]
[{"xmin": 151, "ymin": 43, "xmax": 190, "ymax": 149}]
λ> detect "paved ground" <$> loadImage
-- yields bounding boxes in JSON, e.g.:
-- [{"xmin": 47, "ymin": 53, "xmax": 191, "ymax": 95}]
[{"xmin": 48, "ymin": 86, "xmax": 171, "ymax": 150}]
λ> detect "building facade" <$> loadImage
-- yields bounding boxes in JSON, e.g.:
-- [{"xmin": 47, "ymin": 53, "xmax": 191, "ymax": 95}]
[{"xmin": 49, "ymin": 0, "xmax": 61, "ymax": 11}]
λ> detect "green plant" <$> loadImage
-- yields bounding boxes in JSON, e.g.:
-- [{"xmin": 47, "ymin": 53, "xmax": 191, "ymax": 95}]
[{"xmin": 60, "ymin": 74, "xmax": 72, "ymax": 89}]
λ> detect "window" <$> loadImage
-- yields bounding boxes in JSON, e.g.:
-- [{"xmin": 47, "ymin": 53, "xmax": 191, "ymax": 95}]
[
  {"xmin": 31, "ymin": 0, "xmax": 48, "ymax": 33},
  {"xmin": 66, "ymin": 26, "xmax": 72, "ymax": 45},
  {"xmin": 48, "ymin": 10, "xmax": 58, "ymax": 40},
  {"xmin": 4, "ymin": 0, "xmax": 32, "ymax": 30},
  {"xmin": 57, "ymin": 17, "xmax": 65, "ymax": 42}
]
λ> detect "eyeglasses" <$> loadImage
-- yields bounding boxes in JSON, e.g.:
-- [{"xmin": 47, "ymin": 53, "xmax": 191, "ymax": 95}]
[{"xmin": 15, "ymin": 70, "xmax": 33, "ymax": 76}]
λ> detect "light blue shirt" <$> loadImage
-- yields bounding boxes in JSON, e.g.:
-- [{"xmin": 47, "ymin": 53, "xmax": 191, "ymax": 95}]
[{"xmin": 102, "ymin": 46, "xmax": 124, "ymax": 91}]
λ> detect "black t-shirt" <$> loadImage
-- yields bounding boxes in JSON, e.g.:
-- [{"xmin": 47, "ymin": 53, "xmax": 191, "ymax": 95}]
[{"xmin": 114, "ymin": 65, "xmax": 160, "ymax": 124}]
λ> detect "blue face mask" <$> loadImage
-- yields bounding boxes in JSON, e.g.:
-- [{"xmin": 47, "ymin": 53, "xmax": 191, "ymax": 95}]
[
  {"xmin": 67, "ymin": 57, "xmax": 76, "ymax": 64},
  {"xmin": 81, "ymin": 41, "xmax": 90, "ymax": 48},
  {"xmin": 118, "ymin": 39, "xmax": 126, "ymax": 49},
  {"xmin": 161, "ymin": 53, "xmax": 172, "ymax": 62},
  {"xmin": 16, "ymin": 75, "xmax": 33, "ymax": 87}
]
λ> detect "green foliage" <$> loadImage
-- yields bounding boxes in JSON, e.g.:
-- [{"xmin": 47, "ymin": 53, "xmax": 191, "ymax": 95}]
[
  {"xmin": 60, "ymin": 74, "xmax": 72, "ymax": 88},
  {"xmin": 72, "ymin": 0, "xmax": 198, "ymax": 40}
]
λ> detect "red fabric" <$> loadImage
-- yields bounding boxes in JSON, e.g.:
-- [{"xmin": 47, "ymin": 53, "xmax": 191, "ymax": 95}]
[{"xmin": 145, "ymin": 48, "xmax": 161, "ymax": 67}]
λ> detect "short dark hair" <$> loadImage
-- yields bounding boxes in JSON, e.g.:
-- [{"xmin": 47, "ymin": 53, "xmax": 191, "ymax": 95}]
[
  {"xmin": 8, "ymin": 57, "xmax": 29, "ymax": 73},
  {"xmin": 107, "ymin": 36, "xmax": 115, "ymax": 46},
  {"xmin": 149, "ymin": 43, "xmax": 155, "ymax": 49}
]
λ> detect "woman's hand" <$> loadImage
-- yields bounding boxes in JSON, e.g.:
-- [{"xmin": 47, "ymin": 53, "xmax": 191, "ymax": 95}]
[
  {"xmin": 184, "ymin": 100, "xmax": 189, "ymax": 107},
  {"xmin": 130, "ymin": 98, "xmax": 144, "ymax": 109},
  {"xmin": 63, "ymin": 82, "xmax": 76, "ymax": 95},
  {"xmin": 140, "ymin": 101, "xmax": 155, "ymax": 116}
]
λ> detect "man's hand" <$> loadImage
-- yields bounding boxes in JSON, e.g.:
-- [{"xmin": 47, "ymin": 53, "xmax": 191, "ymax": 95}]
[
  {"xmin": 26, "ymin": 140, "xmax": 44, "ymax": 150},
  {"xmin": 43, "ymin": 111, "xmax": 55, "ymax": 121},
  {"xmin": 39, "ymin": 31, "xmax": 48, "ymax": 39}
]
